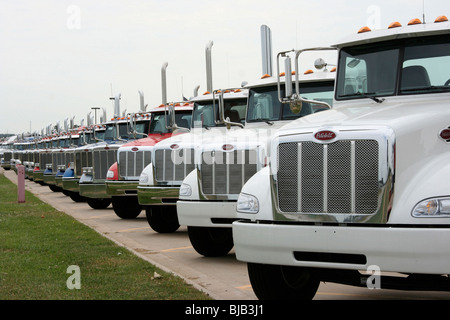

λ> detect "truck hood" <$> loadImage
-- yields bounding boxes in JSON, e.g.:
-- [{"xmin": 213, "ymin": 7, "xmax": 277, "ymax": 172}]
[
  {"xmin": 121, "ymin": 132, "xmax": 182, "ymax": 147},
  {"xmin": 276, "ymin": 93, "xmax": 450, "ymax": 136}
]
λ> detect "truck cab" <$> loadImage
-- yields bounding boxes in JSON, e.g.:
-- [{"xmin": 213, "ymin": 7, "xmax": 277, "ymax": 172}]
[
  {"xmin": 105, "ymin": 102, "xmax": 193, "ymax": 219},
  {"xmin": 137, "ymin": 89, "xmax": 248, "ymax": 233},
  {"xmin": 177, "ymin": 69, "xmax": 335, "ymax": 257},
  {"xmin": 233, "ymin": 16, "xmax": 450, "ymax": 299},
  {"xmin": 60, "ymin": 125, "xmax": 106, "ymax": 202},
  {"xmin": 78, "ymin": 111, "xmax": 151, "ymax": 209}
]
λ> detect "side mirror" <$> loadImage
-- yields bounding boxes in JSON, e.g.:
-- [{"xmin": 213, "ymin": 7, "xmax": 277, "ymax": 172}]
[
  {"xmin": 284, "ymin": 56, "xmax": 293, "ymax": 99},
  {"xmin": 169, "ymin": 105, "xmax": 176, "ymax": 127},
  {"xmin": 314, "ymin": 58, "xmax": 327, "ymax": 70}
]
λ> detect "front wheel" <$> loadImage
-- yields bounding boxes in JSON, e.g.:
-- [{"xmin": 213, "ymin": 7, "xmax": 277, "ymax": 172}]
[
  {"xmin": 187, "ymin": 226, "xmax": 234, "ymax": 257},
  {"xmin": 247, "ymin": 263, "xmax": 320, "ymax": 300},
  {"xmin": 86, "ymin": 198, "xmax": 111, "ymax": 209},
  {"xmin": 146, "ymin": 206, "xmax": 180, "ymax": 233},
  {"xmin": 111, "ymin": 196, "xmax": 142, "ymax": 219},
  {"xmin": 68, "ymin": 191, "xmax": 86, "ymax": 202}
]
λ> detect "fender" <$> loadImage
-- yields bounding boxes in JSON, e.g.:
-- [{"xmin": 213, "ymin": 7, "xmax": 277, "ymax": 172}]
[
  {"xmin": 139, "ymin": 162, "xmax": 154, "ymax": 185},
  {"xmin": 390, "ymin": 150, "xmax": 450, "ymax": 224},
  {"xmin": 179, "ymin": 169, "xmax": 200, "ymax": 200},
  {"xmin": 106, "ymin": 162, "xmax": 118, "ymax": 181},
  {"xmin": 236, "ymin": 166, "xmax": 273, "ymax": 221}
]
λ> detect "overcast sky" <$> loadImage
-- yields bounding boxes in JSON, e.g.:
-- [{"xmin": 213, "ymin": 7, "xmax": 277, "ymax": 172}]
[{"xmin": 1, "ymin": 0, "xmax": 449, "ymax": 135}]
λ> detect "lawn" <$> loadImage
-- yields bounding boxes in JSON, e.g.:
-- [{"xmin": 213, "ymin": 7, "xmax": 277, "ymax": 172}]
[{"xmin": 0, "ymin": 172, "xmax": 210, "ymax": 300}]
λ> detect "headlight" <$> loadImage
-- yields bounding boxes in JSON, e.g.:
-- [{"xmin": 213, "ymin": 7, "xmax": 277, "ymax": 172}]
[
  {"xmin": 179, "ymin": 183, "xmax": 192, "ymax": 197},
  {"xmin": 139, "ymin": 172, "xmax": 149, "ymax": 184},
  {"xmin": 237, "ymin": 193, "xmax": 259, "ymax": 214},
  {"xmin": 107, "ymin": 170, "xmax": 115, "ymax": 179},
  {"xmin": 412, "ymin": 197, "xmax": 450, "ymax": 217}
]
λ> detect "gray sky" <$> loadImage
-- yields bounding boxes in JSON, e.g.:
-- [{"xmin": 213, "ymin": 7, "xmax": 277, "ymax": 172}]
[{"xmin": 1, "ymin": 0, "xmax": 449, "ymax": 135}]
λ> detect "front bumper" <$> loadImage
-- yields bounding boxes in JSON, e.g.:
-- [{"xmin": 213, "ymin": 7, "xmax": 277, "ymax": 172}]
[
  {"xmin": 62, "ymin": 177, "xmax": 79, "ymax": 192},
  {"xmin": 105, "ymin": 180, "xmax": 139, "ymax": 196},
  {"xmin": 232, "ymin": 221, "xmax": 450, "ymax": 275},
  {"xmin": 176, "ymin": 200, "xmax": 237, "ymax": 227},
  {"xmin": 1, "ymin": 163, "xmax": 11, "ymax": 170},
  {"xmin": 137, "ymin": 185, "xmax": 180, "ymax": 206},
  {"xmin": 43, "ymin": 174, "xmax": 56, "ymax": 185},
  {"xmin": 79, "ymin": 181, "xmax": 110, "ymax": 199},
  {"xmin": 33, "ymin": 170, "xmax": 44, "ymax": 182}
]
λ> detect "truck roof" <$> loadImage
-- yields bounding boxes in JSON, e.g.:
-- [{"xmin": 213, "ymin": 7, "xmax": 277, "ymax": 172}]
[
  {"xmin": 191, "ymin": 89, "xmax": 249, "ymax": 102},
  {"xmin": 335, "ymin": 16, "xmax": 450, "ymax": 48},
  {"xmin": 244, "ymin": 70, "xmax": 336, "ymax": 89},
  {"xmin": 147, "ymin": 102, "xmax": 194, "ymax": 112}
]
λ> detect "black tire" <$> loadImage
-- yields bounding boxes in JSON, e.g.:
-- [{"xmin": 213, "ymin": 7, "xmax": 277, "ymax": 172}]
[
  {"xmin": 247, "ymin": 263, "xmax": 320, "ymax": 300},
  {"xmin": 49, "ymin": 185, "xmax": 62, "ymax": 192},
  {"xmin": 68, "ymin": 191, "xmax": 86, "ymax": 202},
  {"xmin": 146, "ymin": 206, "xmax": 180, "ymax": 233},
  {"xmin": 111, "ymin": 196, "xmax": 142, "ymax": 219},
  {"xmin": 86, "ymin": 198, "xmax": 111, "ymax": 209},
  {"xmin": 187, "ymin": 226, "xmax": 234, "ymax": 257}
]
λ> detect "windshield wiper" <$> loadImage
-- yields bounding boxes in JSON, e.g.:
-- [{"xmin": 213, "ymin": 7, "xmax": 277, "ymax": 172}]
[{"xmin": 340, "ymin": 92, "xmax": 385, "ymax": 103}]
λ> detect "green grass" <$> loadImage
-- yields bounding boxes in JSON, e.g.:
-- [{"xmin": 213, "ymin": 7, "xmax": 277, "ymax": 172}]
[{"xmin": 0, "ymin": 172, "xmax": 211, "ymax": 300}]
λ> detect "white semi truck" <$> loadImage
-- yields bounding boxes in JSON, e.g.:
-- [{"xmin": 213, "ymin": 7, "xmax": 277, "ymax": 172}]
[
  {"xmin": 233, "ymin": 16, "xmax": 450, "ymax": 299},
  {"xmin": 177, "ymin": 68, "xmax": 335, "ymax": 257},
  {"xmin": 137, "ymin": 88, "xmax": 248, "ymax": 232}
]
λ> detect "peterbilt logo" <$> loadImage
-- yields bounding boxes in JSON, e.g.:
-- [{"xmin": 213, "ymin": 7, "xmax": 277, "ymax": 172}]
[
  {"xmin": 314, "ymin": 130, "xmax": 336, "ymax": 141},
  {"xmin": 170, "ymin": 144, "xmax": 179, "ymax": 150},
  {"xmin": 222, "ymin": 144, "xmax": 234, "ymax": 151},
  {"xmin": 439, "ymin": 128, "xmax": 450, "ymax": 141},
  {"xmin": 131, "ymin": 147, "xmax": 139, "ymax": 152}
]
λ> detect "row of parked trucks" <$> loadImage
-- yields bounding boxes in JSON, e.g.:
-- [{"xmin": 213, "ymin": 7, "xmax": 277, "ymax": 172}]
[{"xmin": 2, "ymin": 17, "xmax": 450, "ymax": 299}]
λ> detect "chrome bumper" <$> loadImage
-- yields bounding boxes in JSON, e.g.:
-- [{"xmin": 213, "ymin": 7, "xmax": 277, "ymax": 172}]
[
  {"xmin": 79, "ymin": 181, "xmax": 110, "ymax": 199},
  {"xmin": 62, "ymin": 177, "xmax": 79, "ymax": 192},
  {"xmin": 137, "ymin": 185, "xmax": 179, "ymax": 206},
  {"xmin": 105, "ymin": 180, "xmax": 139, "ymax": 196},
  {"xmin": 43, "ymin": 174, "xmax": 56, "ymax": 185}
]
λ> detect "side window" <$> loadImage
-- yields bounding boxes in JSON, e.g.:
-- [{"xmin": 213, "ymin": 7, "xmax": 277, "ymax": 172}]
[
  {"xmin": 251, "ymin": 93, "xmax": 278, "ymax": 121},
  {"xmin": 175, "ymin": 114, "xmax": 192, "ymax": 129},
  {"xmin": 343, "ymin": 57, "xmax": 368, "ymax": 95},
  {"xmin": 402, "ymin": 45, "xmax": 450, "ymax": 90}
]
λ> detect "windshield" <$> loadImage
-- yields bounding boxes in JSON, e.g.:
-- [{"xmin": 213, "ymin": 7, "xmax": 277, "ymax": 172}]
[
  {"xmin": 149, "ymin": 111, "xmax": 192, "ymax": 134},
  {"xmin": 104, "ymin": 123, "xmax": 117, "ymax": 140},
  {"xmin": 336, "ymin": 34, "xmax": 450, "ymax": 100},
  {"xmin": 247, "ymin": 82, "xmax": 334, "ymax": 123},
  {"xmin": 192, "ymin": 98, "xmax": 247, "ymax": 128}
]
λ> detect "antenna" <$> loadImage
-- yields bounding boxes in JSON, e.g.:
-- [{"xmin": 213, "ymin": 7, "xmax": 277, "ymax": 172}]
[{"xmin": 422, "ymin": 0, "xmax": 426, "ymax": 23}]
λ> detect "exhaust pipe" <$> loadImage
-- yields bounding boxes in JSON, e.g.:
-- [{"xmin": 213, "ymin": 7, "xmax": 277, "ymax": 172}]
[
  {"xmin": 193, "ymin": 85, "xmax": 200, "ymax": 98},
  {"xmin": 161, "ymin": 62, "xmax": 168, "ymax": 105},
  {"xmin": 205, "ymin": 41, "xmax": 213, "ymax": 92},
  {"xmin": 260, "ymin": 25, "xmax": 273, "ymax": 76},
  {"xmin": 138, "ymin": 90, "xmax": 146, "ymax": 112}
]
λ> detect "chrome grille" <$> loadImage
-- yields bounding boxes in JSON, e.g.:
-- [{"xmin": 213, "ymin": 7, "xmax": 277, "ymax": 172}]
[
  {"xmin": 40, "ymin": 152, "xmax": 52, "ymax": 168},
  {"xmin": 277, "ymin": 140, "xmax": 379, "ymax": 214},
  {"xmin": 118, "ymin": 150, "xmax": 152, "ymax": 179},
  {"xmin": 154, "ymin": 148, "xmax": 194, "ymax": 183},
  {"xmin": 93, "ymin": 149, "xmax": 117, "ymax": 179},
  {"xmin": 74, "ymin": 150, "xmax": 92, "ymax": 176},
  {"xmin": 33, "ymin": 151, "xmax": 40, "ymax": 163},
  {"xmin": 201, "ymin": 149, "xmax": 257, "ymax": 196},
  {"xmin": 3, "ymin": 152, "xmax": 12, "ymax": 161},
  {"xmin": 51, "ymin": 151, "xmax": 65, "ymax": 171}
]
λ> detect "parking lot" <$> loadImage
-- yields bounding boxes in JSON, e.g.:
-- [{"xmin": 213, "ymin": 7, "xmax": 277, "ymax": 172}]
[{"xmin": 4, "ymin": 168, "xmax": 450, "ymax": 300}]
